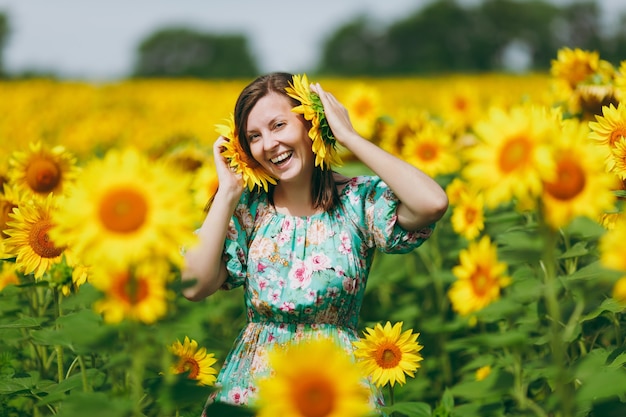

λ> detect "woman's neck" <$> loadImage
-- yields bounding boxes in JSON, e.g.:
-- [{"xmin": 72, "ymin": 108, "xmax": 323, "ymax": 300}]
[{"xmin": 272, "ymin": 180, "xmax": 318, "ymax": 217}]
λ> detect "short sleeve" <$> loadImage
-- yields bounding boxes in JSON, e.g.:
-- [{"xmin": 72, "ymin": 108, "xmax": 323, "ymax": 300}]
[
  {"xmin": 347, "ymin": 176, "xmax": 435, "ymax": 254},
  {"xmin": 220, "ymin": 191, "xmax": 256, "ymax": 290}
]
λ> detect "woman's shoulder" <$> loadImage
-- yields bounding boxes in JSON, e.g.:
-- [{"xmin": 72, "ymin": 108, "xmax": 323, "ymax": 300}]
[{"xmin": 335, "ymin": 173, "xmax": 382, "ymax": 195}]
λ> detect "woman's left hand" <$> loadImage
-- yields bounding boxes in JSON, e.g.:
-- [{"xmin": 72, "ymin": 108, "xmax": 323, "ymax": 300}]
[{"xmin": 309, "ymin": 83, "xmax": 359, "ymax": 147}]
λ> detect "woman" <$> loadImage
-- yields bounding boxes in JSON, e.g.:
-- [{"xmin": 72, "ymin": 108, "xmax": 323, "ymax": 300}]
[{"xmin": 182, "ymin": 72, "xmax": 448, "ymax": 411}]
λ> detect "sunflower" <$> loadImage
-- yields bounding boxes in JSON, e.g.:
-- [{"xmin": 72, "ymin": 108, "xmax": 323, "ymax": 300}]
[
  {"xmin": 550, "ymin": 47, "xmax": 600, "ymax": 89},
  {"xmin": 540, "ymin": 119, "xmax": 616, "ymax": 229},
  {"xmin": 378, "ymin": 107, "xmax": 431, "ymax": 157},
  {"xmin": 90, "ymin": 260, "xmax": 171, "ymax": 324},
  {"xmin": 0, "ymin": 261, "xmax": 20, "ymax": 291},
  {"xmin": 286, "ymin": 73, "xmax": 342, "ymax": 169},
  {"xmin": 448, "ymin": 236, "xmax": 511, "ymax": 316},
  {"xmin": 256, "ymin": 338, "xmax": 371, "ymax": 417},
  {"xmin": 451, "ymin": 191, "xmax": 485, "ymax": 241},
  {"xmin": 217, "ymin": 114, "xmax": 277, "ymax": 192},
  {"xmin": 445, "ymin": 177, "xmax": 472, "ymax": 207},
  {"xmin": 169, "ymin": 336, "xmax": 218, "ymax": 386},
  {"xmin": 352, "ymin": 321, "xmax": 424, "ymax": 388},
  {"xmin": 8, "ymin": 141, "xmax": 78, "ymax": 201},
  {"xmin": 50, "ymin": 147, "xmax": 197, "ymax": 269},
  {"xmin": 401, "ymin": 122, "xmax": 461, "ymax": 178},
  {"xmin": 588, "ymin": 102, "xmax": 626, "ymax": 177},
  {"xmin": 342, "ymin": 83, "xmax": 381, "ymax": 141},
  {"xmin": 3, "ymin": 194, "xmax": 66, "ymax": 279},
  {"xmin": 462, "ymin": 104, "xmax": 558, "ymax": 209}
]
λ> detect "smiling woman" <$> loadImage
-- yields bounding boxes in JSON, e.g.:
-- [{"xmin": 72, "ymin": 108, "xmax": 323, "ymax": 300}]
[{"xmin": 181, "ymin": 72, "xmax": 448, "ymax": 416}]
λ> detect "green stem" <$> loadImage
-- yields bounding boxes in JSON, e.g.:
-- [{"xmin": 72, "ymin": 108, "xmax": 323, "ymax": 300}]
[
  {"xmin": 54, "ymin": 288, "xmax": 64, "ymax": 383},
  {"xmin": 387, "ymin": 384, "xmax": 396, "ymax": 417},
  {"xmin": 541, "ymin": 225, "xmax": 573, "ymax": 417}
]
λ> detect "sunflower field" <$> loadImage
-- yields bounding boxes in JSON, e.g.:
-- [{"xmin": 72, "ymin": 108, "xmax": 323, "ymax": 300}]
[{"xmin": 1, "ymin": 47, "xmax": 626, "ymax": 417}]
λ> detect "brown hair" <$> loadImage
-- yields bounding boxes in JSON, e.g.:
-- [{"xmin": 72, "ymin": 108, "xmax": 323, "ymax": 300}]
[{"xmin": 234, "ymin": 72, "xmax": 343, "ymax": 212}]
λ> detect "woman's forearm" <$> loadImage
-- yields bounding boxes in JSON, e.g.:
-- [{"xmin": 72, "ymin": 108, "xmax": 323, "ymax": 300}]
[{"xmin": 181, "ymin": 188, "xmax": 241, "ymax": 301}]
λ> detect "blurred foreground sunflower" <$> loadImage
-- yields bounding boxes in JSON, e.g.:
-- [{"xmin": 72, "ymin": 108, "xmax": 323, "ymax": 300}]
[
  {"xmin": 50, "ymin": 147, "xmax": 197, "ymax": 269},
  {"xmin": 90, "ymin": 260, "xmax": 171, "ymax": 324},
  {"xmin": 169, "ymin": 336, "xmax": 218, "ymax": 386},
  {"xmin": 353, "ymin": 321, "xmax": 423, "ymax": 388},
  {"xmin": 256, "ymin": 338, "xmax": 371, "ymax": 417}
]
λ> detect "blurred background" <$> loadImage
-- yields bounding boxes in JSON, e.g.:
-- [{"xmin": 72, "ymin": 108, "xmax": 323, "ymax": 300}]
[{"xmin": 0, "ymin": 0, "xmax": 625, "ymax": 80}]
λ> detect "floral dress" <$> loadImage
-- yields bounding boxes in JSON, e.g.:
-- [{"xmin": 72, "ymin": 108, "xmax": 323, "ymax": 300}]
[{"xmin": 205, "ymin": 175, "xmax": 434, "ymax": 411}]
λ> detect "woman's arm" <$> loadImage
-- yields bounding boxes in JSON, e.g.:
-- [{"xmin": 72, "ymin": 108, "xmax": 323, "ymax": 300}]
[
  {"xmin": 310, "ymin": 83, "xmax": 449, "ymax": 231},
  {"xmin": 181, "ymin": 136, "xmax": 245, "ymax": 301}
]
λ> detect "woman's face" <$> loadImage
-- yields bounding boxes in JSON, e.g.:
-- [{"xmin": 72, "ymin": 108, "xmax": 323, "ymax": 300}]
[{"xmin": 246, "ymin": 93, "xmax": 314, "ymax": 183}]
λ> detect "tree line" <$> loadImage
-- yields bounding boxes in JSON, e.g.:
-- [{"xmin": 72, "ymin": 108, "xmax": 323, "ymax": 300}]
[{"xmin": 1, "ymin": 0, "xmax": 625, "ymax": 79}]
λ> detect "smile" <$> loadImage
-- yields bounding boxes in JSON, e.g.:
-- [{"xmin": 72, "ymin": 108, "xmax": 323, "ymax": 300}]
[{"xmin": 270, "ymin": 151, "xmax": 292, "ymax": 165}]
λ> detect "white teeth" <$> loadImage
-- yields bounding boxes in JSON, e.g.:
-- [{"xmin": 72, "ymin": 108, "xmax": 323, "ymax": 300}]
[{"xmin": 271, "ymin": 152, "xmax": 292, "ymax": 164}]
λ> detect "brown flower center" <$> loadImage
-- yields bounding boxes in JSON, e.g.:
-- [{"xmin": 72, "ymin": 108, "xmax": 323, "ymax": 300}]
[
  {"xmin": 99, "ymin": 188, "xmax": 148, "ymax": 233},
  {"xmin": 470, "ymin": 266, "xmax": 494, "ymax": 296},
  {"xmin": 179, "ymin": 358, "xmax": 200, "ymax": 379},
  {"xmin": 610, "ymin": 127, "xmax": 626, "ymax": 148},
  {"xmin": 293, "ymin": 376, "xmax": 335, "ymax": 417},
  {"xmin": 499, "ymin": 136, "xmax": 531, "ymax": 174},
  {"xmin": 26, "ymin": 157, "xmax": 61, "ymax": 194},
  {"xmin": 0, "ymin": 200, "xmax": 17, "ymax": 239},
  {"xmin": 28, "ymin": 219, "xmax": 64, "ymax": 258},
  {"xmin": 375, "ymin": 342, "xmax": 401, "ymax": 369},
  {"xmin": 544, "ymin": 157, "xmax": 586, "ymax": 201},
  {"xmin": 417, "ymin": 143, "xmax": 438, "ymax": 161},
  {"xmin": 113, "ymin": 272, "xmax": 149, "ymax": 304}
]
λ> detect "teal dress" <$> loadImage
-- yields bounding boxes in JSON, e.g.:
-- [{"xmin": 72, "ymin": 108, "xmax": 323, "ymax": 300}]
[{"xmin": 205, "ymin": 175, "xmax": 434, "ymax": 411}]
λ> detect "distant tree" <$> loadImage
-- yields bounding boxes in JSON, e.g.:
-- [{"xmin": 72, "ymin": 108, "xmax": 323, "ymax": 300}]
[
  {"xmin": 133, "ymin": 27, "xmax": 259, "ymax": 78},
  {"xmin": 0, "ymin": 12, "xmax": 9, "ymax": 77},
  {"xmin": 316, "ymin": 0, "xmax": 616, "ymax": 76},
  {"xmin": 316, "ymin": 17, "xmax": 393, "ymax": 76}
]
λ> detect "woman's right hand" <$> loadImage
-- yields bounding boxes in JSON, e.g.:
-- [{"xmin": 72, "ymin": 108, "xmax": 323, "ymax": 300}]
[{"xmin": 213, "ymin": 136, "xmax": 245, "ymax": 196}]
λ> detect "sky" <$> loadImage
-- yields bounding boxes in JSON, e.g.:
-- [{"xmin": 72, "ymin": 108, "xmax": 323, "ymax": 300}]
[{"xmin": 0, "ymin": 0, "xmax": 624, "ymax": 80}]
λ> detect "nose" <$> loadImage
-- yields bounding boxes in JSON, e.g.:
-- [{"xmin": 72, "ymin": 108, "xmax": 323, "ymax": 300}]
[{"xmin": 262, "ymin": 132, "xmax": 278, "ymax": 151}]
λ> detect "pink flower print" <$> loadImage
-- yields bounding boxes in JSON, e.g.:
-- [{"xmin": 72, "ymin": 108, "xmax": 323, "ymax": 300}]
[
  {"xmin": 257, "ymin": 263, "xmax": 267, "ymax": 273},
  {"xmin": 289, "ymin": 259, "xmax": 313, "ymax": 289},
  {"xmin": 335, "ymin": 265, "xmax": 346, "ymax": 277},
  {"xmin": 281, "ymin": 217, "xmax": 295, "ymax": 232},
  {"xmin": 304, "ymin": 289, "xmax": 317, "ymax": 302},
  {"xmin": 257, "ymin": 277, "xmax": 269, "ymax": 291},
  {"xmin": 228, "ymin": 387, "xmax": 248, "ymax": 405},
  {"xmin": 338, "ymin": 231, "xmax": 352, "ymax": 254},
  {"xmin": 277, "ymin": 277, "xmax": 286, "ymax": 288},
  {"xmin": 280, "ymin": 301, "xmax": 295, "ymax": 312},
  {"xmin": 310, "ymin": 252, "xmax": 331, "ymax": 272},
  {"xmin": 269, "ymin": 289, "xmax": 281, "ymax": 304},
  {"xmin": 276, "ymin": 231, "xmax": 291, "ymax": 246}
]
